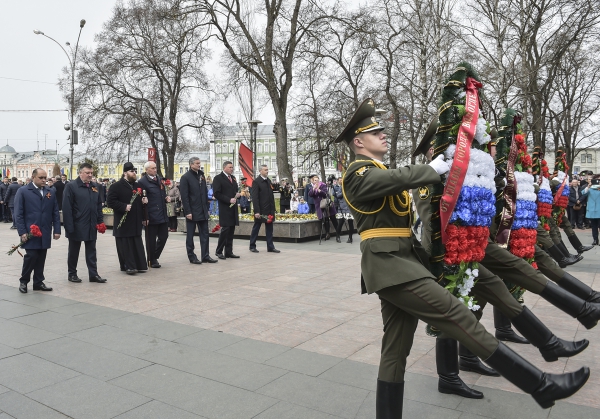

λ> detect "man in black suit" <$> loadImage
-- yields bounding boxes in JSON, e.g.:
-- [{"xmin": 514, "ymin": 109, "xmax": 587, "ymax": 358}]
[
  {"xmin": 53, "ymin": 176, "xmax": 65, "ymax": 211},
  {"xmin": 0, "ymin": 177, "xmax": 9, "ymax": 222},
  {"xmin": 212, "ymin": 161, "xmax": 240, "ymax": 259},
  {"xmin": 249, "ymin": 165, "xmax": 280, "ymax": 253},
  {"xmin": 179, "ymin": 157, "xmax": 218, "ymax": 264},
  {"xmin": 4, "ymin": 177, "xmax": 21, "ymax": 229},
  {"xmin": 138, "ymin": 161, "xmax": 170, "ymax": 268},
  {"xmin": 62, "ymin": 163, "xmax": 107, "ymax": 283}
]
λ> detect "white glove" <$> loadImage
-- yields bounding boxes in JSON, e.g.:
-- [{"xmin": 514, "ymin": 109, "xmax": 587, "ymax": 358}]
[{"xmin": 428, "ymin": 155, "xmax": 450, "ymax": 175}]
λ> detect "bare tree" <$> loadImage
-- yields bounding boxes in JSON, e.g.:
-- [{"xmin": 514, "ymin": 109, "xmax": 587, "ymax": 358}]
[{"xmin": 72, "ymin": 0, "xmax": 214, "ymax": 179}]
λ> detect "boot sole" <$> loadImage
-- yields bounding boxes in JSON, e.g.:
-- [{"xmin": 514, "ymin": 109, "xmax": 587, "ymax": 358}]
[{"xmin": 438, "ymin": 385, "xmax": 484, "ymax": 399}]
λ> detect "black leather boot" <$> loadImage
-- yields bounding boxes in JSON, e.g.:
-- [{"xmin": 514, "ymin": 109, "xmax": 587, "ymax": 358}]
[
  {"xmin": 557, "ymin": 272, "xmax": 600, "ymax": 304},
  {"xmin": 458, "ymin": 344, "xmax": 499, "ymax": 376},
  {"xmin": 484, "ymin": 342, "xmax": 590, "ymax": 408},
  {"xmin": 540, "ymin": 281, "xmax": 600, "ymax": 329},
  {"xmin": 510, "ymin": 306, "xmax": 589, "ymax": 362},
  {"xmin": 376, "ymin": 379, "xmax": 404, "ymax": 419},
  {"xmin": 493, "ymin": 306, "xmax": 529, "ymax": 344},
  {"xmin": 436, "ymin": 338, "xmax": 483, "ymax": 399},
  {"xmin": 568, "ymin": 234, "xmax": 594, "ymax": 254},
  {"xmin": 557, "ymin": 241, "xmax": 583, "ymax": 264},
  {"xmin": 546, "ymin": 244, "xmax": 569, "ymax": 268}
]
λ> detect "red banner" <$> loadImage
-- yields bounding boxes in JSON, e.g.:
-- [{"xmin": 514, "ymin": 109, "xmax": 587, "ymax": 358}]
[
  {"xmin": 238, "ymin": 142, "xmax": 254, "ymax": 187},
  {"xmin": 148, "ymin": 148, "xmax": 157, "ymax": 162},
  {"xmin": 554, "ymin": 177, "xmax": 568, "ymax": 204},
  {"xmin": 440, "ymin": 77, "xmax": 482, "ymax": 243}
]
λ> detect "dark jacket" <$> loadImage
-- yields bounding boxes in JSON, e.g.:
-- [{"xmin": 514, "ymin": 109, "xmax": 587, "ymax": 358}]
[
  {"xmin": 54, "ymin": 180, "xmax": 65, "ymax": 210},
  {"xmin": 179, "ymin": 169, "xmax": 209, "ymax": 221},
  {"xmin": 0, "ymin": 182, "xmax": 7, "ymax": 202},
  {"xmin": 138, "ymin": 175, "xmax": 168, "ymax": 224},
  {"xmin": 568, "ymin": 185, "xmax": 587, "ymax": 207},
  {"xmin": 212, "ymin": 172, "xmax": 239, "ymax": 226},
  {"xmin": 279, "ymin": 184, "xmax": 292, "ymax": 205},
  {"xmin": 5, "ymin": 182, "xmax": 21, "ymax": 208},
  {"xmin": 62, "ymin": 177, "xmax": 104, "ymax": 241},
  {"xmin": 106, "ymin": 178, "xmax": 144, "ymax": 237},
  {"xmin": 303, "ymin": 183, "xmax": 315, "ymax": 205},
  {"xmin": 13, "ymin": 183, "xmax": 61, "ymax": 249},
  {"xmin": 309, "ymin": 182, "xmax": 337, "ymax": 219},
  {"xmin": 251, "ymin": 175, "xmax": 276, "ymax": 217}
]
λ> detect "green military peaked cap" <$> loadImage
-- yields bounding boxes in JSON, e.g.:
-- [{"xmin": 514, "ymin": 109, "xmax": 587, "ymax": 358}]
[
  {"xmin": 412, "ymin": 117, "xmax": 438, "ymax": 158},
  {"xmin": 334, "ymin": 98, "xmax": 384, "ymax": 144}
]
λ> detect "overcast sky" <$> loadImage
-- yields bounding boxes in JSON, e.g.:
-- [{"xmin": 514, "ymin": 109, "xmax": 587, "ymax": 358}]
[{"xmin": 0, "ymin": 1, "xmax": 122, "ymax": 152}]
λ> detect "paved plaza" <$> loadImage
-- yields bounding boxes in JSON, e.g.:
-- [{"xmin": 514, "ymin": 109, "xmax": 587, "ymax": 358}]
[{"xmin": 0, "ymin": 224, "xmax": 599, "ymax": 418}]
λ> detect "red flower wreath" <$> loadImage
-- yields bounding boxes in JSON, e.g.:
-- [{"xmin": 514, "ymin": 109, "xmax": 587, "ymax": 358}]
[{"xmin": 444, "ymin": 225, "xmax": 488, "ymax": 266}]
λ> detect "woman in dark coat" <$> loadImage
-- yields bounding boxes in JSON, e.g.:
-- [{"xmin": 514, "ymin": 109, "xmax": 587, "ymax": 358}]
[
  {"xmin": 106, "ymin": 164, "xmax": 148, "ymax": 274},
  {"xmin": 309, "ymin": 176, "xmax": 340, "ymax": 242}
]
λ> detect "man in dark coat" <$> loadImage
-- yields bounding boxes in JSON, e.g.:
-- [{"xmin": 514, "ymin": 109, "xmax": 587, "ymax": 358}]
[
  {"xmin": 249, "ymin": 165, "xmax": 280, "ymax": 253},
  {"xmin": 13, "ymin": 168, "xmax": 61, "ymax": 293},
  {"xmin": 106, "ymin": 162, "xmax": 148, "ymax": 275},
  {"xmin": 179, "ymin": 157, "xmax": 218, "ymax": 264},
  {"xmin": 62, "ymin": 163, "xmax": 106, "ymax": 283},
  {"xmin": 0, "ymin": 177, "xmax": 9, "ymax": 222},
  {"xmin": 303, "ymin": 176, "xmax": 316, "ymax": 213},
  {"xmin": 138, "ymin": 161, "xmax": 170, "ymax": 268},
  {"xmin": 568, "ymin": 178, "xmax": 587, "ymax": 229},
  {"xmin": 53, "ymin": 175, "xmax": 65, "ymax": 211},
  {"xmin": 5, "ymin": 177, "xmax": 21, "ymax": 229},
  {"xmin": 212, "ymin": 161, "xmax": 240, "ymax": 259},
  {"xmin": 278, "ymin": 178, "xmax": 292, "ymax": 213}
]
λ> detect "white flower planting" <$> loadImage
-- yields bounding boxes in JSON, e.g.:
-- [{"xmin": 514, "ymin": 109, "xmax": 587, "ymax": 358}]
[
  {"xmin": 444, "ymin": 146, "xmax": 496, "ymax": 193},
  {"xmin": 474, "ymin": 112, "xmax": 492, "ymax": 145},
  {"xmin": 514, "ymin": 171, "xmax": 537, "ymax": 202}
]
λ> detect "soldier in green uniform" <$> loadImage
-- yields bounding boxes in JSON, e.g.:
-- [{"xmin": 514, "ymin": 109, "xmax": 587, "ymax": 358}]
[
  {"xmin": 411, "ymin": 130, "xmax": 589, "ymax": 400},
  {"xmin": 337, "ymin": 99, "xmax": 590, "ymax": 418},
  {"xmin": 538, "ymin": 222, "xmax": 580, "ymax": 267}
]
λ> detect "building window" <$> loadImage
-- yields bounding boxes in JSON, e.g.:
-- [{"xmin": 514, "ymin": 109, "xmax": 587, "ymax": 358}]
[
  {"xmin": 179, "ymin": 166, "xmax": 184, "ymax": 174},
  {"xmin": 257, "ymin": 158, "xmax": 262, "ymax": 167},
  {"xmin": 271, "ymin": 143, "xmax": 276, "ymax": 153},
  {"xmin": 229, "ymin": 143, "xmax": 234, "ymax": 153},
  {"xmin": 257, "ymin": 144, "xmax": 263, "ymax": 153},
  {"xmin": 581, "ymin": 153, "xmax": 593, "ymax": 163},
  {"xmin": 587, "ymin": 154, "xmax": 593, "ymax": 163},
  {"xmin": 216, "ymin": 144, "xmax": 221, "ymax": 153}
]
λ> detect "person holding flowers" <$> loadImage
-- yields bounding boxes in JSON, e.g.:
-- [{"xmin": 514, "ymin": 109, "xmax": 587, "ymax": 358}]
[
  {"xmin": 62, "ymin": 162, "xmax": 107, "ymax": 284},
  {"xmin": 249, "ymin": 164, "xmax": 280, "ymax": 253},
  {"xmin": 12, "ymin": 168, "xmax": 61, "ymax": 293},
  {"xmin": 106, "ymin": 162, "xmax": 148, "ymax": 275},
  {"xmin": 212, "ymin": 161, "xmax": 241, "ymax": 259}
]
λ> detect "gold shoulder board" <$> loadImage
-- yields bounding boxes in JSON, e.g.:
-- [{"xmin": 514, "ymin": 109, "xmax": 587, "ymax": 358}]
[{"xmin": 355, "ymin": 166, "xmax": 369, "ymax": 176}]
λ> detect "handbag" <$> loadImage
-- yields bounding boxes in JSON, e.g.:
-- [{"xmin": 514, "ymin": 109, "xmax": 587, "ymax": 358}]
[
  {"xmin": 573, "ymin": 203, "xmax": 582, "ymax": 211},
  {"xmin": 319, "ymin": 196, "xmax": 331, "ymax": 210}
]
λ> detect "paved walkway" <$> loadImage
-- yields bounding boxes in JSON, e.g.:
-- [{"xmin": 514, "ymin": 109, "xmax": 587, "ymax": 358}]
[{"xmin": 0, "ymin": 224, "xmax": 599, "ymax": 418}]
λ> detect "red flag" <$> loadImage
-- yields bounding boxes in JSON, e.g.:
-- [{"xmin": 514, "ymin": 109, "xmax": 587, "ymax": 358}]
[{"xmin": 238, "ymin": 142, "xmax": 254, "ymax": 187}]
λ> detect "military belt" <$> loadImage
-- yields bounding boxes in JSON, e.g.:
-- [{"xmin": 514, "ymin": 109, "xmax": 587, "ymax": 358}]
[{"xmin": 359, "ymin": 228, "xmax": 412, "ymax": 240}]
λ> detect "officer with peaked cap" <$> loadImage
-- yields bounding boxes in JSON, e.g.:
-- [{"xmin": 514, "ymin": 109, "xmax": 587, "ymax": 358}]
[{"xmin": 338, "ymin": 99, "xmax": 590, "ymax": 418}]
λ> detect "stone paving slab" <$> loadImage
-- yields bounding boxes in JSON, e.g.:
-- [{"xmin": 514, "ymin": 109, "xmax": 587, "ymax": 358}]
[{"xmin": 0, "ymin": 225, "xmax": 599, "ymax": 417}]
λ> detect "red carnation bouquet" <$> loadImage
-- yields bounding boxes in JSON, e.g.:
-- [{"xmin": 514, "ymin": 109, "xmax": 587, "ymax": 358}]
[
  {"xmin": 7, "ymin": 224, "xmax": 42, "ymax": 256},
  {"xmin": 96, "ymin": 223, "xmax": 107, "ymax": 234},
  {"xmin": 261, "ymin": 214, "xmax": 274, "ymax": 224},
  {"xmin": 117, "ymin": 188, "xmax": 142, "ymax": 229},
  {"xmin": 211, "ymin": 223, "xmax": 221, "ymax": 233}
]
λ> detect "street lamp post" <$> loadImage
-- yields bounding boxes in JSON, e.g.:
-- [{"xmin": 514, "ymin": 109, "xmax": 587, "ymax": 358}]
[
  {"xmin": 248, "ymin": 120, "xmax": 262, "ymax": 178},
  {"xmin": 34, "ymin": 19, "xmax": 86, "ymax": 180}
]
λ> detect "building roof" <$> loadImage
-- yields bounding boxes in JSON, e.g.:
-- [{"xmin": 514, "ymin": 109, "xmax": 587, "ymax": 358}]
[{"xmin": 0, "ymin": 144, "xmax": 16, "ymax": 153}]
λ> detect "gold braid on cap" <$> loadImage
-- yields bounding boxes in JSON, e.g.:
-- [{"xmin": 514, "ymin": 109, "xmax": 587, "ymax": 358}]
[{"xmin": 355, "ymin": 123, "xmax": 379, "ymax": 134}]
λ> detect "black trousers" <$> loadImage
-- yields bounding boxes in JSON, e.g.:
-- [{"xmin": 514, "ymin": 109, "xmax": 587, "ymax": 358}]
[
  {"xmin": 20, "ymin": 249, "xmax": 47, "ymax": 286},
  {"xmin": 591, "ymin": 218, "xmax": 599, "ymax": 242},
  {"xmin": 280, "ymin": 204, "xmax": 290, "ymax": 213},
  {"xmin": 68, "ymin": 239, "xmax": 98, "ymax": 278},
  {"xmin": 240, "ymin": 206, "xmax": 250, "ymax": 214},
  {"xmin": 568, "ymin": 206, "xmax": 584, "ymax": 228},
  {"xmin": 308, "ymin": 204, "xmax": 316, "ymax": 214},
  {"xmin": 146, "ymin": 222, "xmax": 169, "ymax": 263},
  {"xmin": 186, "ymin": 219, "xmax": 209, "ymax": 261},
  {"xmin": 216, "ymin": 225, "xmax": 236, "ymax": 256},
  {"xmin": 168, "ymin": 216, "xmax": 178, "ymax": 230},
  {"xmin": 249, "ymin": 220, "xmax": 274, "ymax": 251}
]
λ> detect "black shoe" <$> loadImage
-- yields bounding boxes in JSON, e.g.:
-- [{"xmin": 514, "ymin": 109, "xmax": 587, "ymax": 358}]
[
  {"xmin": 137, "ymin": 269, "xmax": 147, "ymax": 273},
  {"xmin": 268, "ymin": 249, "xmax": 281, "ymax": 253},
  {"xmin": 216, "ymin": 253, "xmax": 226, "ymax": 260},
  {"xmin": 203, "ymin": 256, "xmax": 218, "ymax": 263},
  {"xmin": 557, "ymin": 241, "xmax": 582, "ymax": 264},
  {"xmin": 437, "ymin": 338, "xmax": 483, "ymax": 399},
  {"xmin": 568, "ymin": 234, "xmax": 593, "ymax": 254},
  {"xmin": 68, "ymin": 275, "xmax": 82, "ymax": 283},
  {"xmin": 484, "ymin": 342, "xmax": 590, "ymax": 409},
  {"xmin": 510, "ymin": 306, "xmax": 589, "ymax": 362},
  {"xmin": 347, "ymin": 237, "xmax": 353, "ymax": 243},
  {"xmin": 376, "ymin": 379, "xmax": 404, "ymax": 419},
  {"xmin": 325, "ymin": 233, "xmax": 330, "ymax": 240},
  {"xmin": 592, "ymin": 240, "xmax": 598, "ymax": 246},
  {"xmin": 89, "ymin": 275, "xmax": 107, "ymax": 283},
  {"xmin": 557, "ymin": 272, "xmax": 600, "ymax": 304},
  {"xmin": 10, "ymin": 226, "xmax": 17, "ymax": 229},
  {"xmin": 190, "ymin": 258, "xmax": 202, "ymax": 264},
  {"xmin": 126, "ymin": 269, "xmax": 137, "ymax": 275},
  {"xmin": 458, "ymin": 344, "xmax": 500, "ymax": 376},
  {"xmin": 494, "ymin": 307, "xmax": 529, "ymax": 344},
  {"xmin": 225, "ymin": 253, "xmax": 240, "ymax": 258},
  {"xmin": 540, "ymin": 281, "xmax": 600, "ymax": 330},
  {"xmin": 19, "ymin": 283, "xmax": 27, "ymax": 293},
  {"xmin": 150, "ymin": 261, "xmax": 161, "ymax": 268},
  {"xmin": 336, "ymin": 236, "xmax": 341, "ymax": 243},
  {"xmin": 33, "ymin": 283, "xmax": 52, "ymax": 291},
  {"xmin": 249, "ymin": 248, "xmax": 259, "ymax": 253}
]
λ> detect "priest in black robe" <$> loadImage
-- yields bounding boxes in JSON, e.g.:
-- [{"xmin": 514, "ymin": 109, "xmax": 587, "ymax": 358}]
[{"xmin": 106, "ymin": 162, "xmax": 148, "ymax": 274}]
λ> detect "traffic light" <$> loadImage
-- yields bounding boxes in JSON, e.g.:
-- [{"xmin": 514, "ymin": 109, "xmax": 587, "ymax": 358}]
[{"xmin": 72, "ymin": 130, "xmax": 79, "ymax": 145}]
